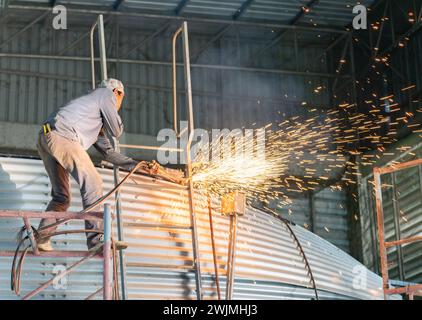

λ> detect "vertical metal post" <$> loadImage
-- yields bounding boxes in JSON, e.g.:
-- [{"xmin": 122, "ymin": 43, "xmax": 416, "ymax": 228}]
[
  {"xmin": 418, "ymin": 165, "xmax": 422, "ymax": 204},
  {"xmin": 98, "ymin": 14, "xmax": 108, "ymax": 81},
  {"xmin": 309, "ymin": 191, "xmax": 315, "ymax": 233},
  {"xmin": 89, "ymin": 19, "xmax": 98, "ymax": 90},
  {"xmin": 294, "ymin": 29, "xmax": 299, "ymax": 71},
  {"xmin": 348, "ymin": 33, "xmax": 360, "ymax": 152},
  {"xmin": 103, "ymin": 203, "xmax": 112, "ymax": 300},
  {"xmin": 367, "ymin": 179, "xmax": 381, "ymax": 273},
  {"xmin": 91, "ymin": 14, "xmax": 126, "ymax": 300},
  {"xmin": 373, "ymin": 0, "xmax": 389, "ymax": 59},
  {"xmin": 96, "ymin": 14, "xmax": 127, "ymax": 299},
  {"xmin": 226, "ymin": 217, "xmax": 233, "ymax": 300},
  {"xmin": 391, "ymin": 172, "xmax": 405, "ymax": 280},
  {"xmin": 23, "ymin": 218, "xmax": 39, "ymax": 256},
  {"xmin": 373, "ymin": 169, "xmax": 389, "ymax": 300},
  {"xmin": 182, "ymin": 21, "xmax": 202, "ymax": 300},
  {"xmin": 332, "ymin": 38, "xmax": 349, "ymax": 91},
  {"xmin": 226, "ymin": 214, "xmax": 238, "ymax": 300},
  {"xmin": 389, "ymin": 0, "xmax": 395, "ymax": 45},
  {"xmin": 208, "ymin": 196, "xmax": 221, "ymax": 300},
  {"xmin": 172, "ymin": 27, "xmax": 182, "ymax": 135}
]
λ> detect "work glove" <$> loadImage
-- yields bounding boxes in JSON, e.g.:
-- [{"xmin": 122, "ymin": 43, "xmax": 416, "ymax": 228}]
[{"xmin": 135, "ymin": 160, "xmax": 187, "ymax": 185}]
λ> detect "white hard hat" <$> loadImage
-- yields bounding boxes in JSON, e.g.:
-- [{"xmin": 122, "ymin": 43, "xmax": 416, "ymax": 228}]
[{"xmin": 99, "ymin": 78, "xmax": 124, "ymax": 94}]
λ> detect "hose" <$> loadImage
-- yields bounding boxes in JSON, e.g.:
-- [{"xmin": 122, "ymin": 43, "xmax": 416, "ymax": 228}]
[
  {"xmin": 254, "ymin": 205, "xmax": 319, "ymax": 300},
  {"xmin": 37, "ymin": 161, "xmax": 151, "ymax": 235},
  {"xmin": 280, "ymin": 218, "xmax": 319, "ymax": 300}
]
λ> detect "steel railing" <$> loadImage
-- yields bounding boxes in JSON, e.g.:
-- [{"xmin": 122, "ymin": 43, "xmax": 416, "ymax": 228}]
[{"xmin": 0, "ymin": 204, "xmax": 114, "ymax": 300}]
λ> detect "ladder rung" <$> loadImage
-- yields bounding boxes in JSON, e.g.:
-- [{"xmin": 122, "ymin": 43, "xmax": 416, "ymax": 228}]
[
  {"xmin": 127, "ymin": 262, "xmax": 196, "ymax": 270},
  {"xmin": 125, "ymin": 223, "xmax": 192, "ymax": 230},
  {"xmin": 385, "ymin": 236, "xmax": 422, "ymax": 247},
  {"xmin": 0, "ymin": 250, "xmax": 103, "ymax": 259}
]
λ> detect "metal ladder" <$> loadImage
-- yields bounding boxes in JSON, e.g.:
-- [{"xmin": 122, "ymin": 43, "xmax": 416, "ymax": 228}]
[{"xmin": 90, "ymin": 17, "xmax": 202, "ymax": 300}]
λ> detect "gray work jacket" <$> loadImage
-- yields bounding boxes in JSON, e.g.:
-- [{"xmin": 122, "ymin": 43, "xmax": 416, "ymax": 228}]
[{"xmin": 45, "ymin": 88, "xmax": 137, "ymax": 171}]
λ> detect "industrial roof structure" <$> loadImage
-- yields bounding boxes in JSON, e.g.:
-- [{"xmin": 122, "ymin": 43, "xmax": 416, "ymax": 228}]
[{"xmin": 5, "ymin": 0, "xmax": 376, "ymax": 28}]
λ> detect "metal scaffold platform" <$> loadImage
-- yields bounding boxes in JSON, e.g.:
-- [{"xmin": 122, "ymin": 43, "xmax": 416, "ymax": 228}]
[{"xmin": 0, "ymin": 205, "xmax": 114, "ymax": 300}]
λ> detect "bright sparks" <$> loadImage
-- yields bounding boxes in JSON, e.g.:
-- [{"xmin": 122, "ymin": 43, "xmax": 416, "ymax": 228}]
[{"xmin": 191, "ymin": 96, "xmax": 421, "ymax": 207}]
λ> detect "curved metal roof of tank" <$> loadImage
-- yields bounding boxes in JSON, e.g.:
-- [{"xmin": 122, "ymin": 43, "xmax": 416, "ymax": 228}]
[{"xmin": 0, "ymin": 156, "xmax": 398, "ymax": 300}]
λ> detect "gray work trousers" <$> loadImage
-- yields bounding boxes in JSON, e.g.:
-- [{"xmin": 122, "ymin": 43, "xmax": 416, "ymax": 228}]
[{"xmin": 36, "ymin": 130, "xmax": 104, "ymax": 249}]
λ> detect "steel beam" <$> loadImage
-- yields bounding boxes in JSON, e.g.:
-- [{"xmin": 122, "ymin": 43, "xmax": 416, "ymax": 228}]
[
  {"xmin": 332, "ymin": 39, "xmax": 350, "ymax": 91},
  {"xmin": 8, "ymin": 4, "xmax": 347, "ymax": 35},
  {"xmin": 372, "ymin": 0, "xmax": 389, "ymax": 59},
  {"xmin": 347, "ymin": 0, "xmax": 422, "ymax": 87},
  {"xmin": 57, "ymin": 15, "xmax": 113, "ymax": 56},
  {"xmin": 0, "ymin": 10, "xmax": 49, "ymax": 50},
  {"xmin": 1, "ymin": 0, "xmax": 10, "ymax": 14},
  {"xmin": 112, "ymin": 0, "xmax": 125, "ymax": 11},
  {"xmin": 391, "ymin": 172, "xmax": 405, "ymax": 281},
  {"xmin": 233, "ymin": 0, "xmax": 254, "ymax": 20},
  {"xmin": 290, "ymin": 0, "xmax": 319, "ymax": 25},
  {"xmin": 191, "ymin": 0, "xmax": 255, "ymax": 63},
  {"xmin": 247, "ymin": 0, "xmax": 320, "ymax": 63},
  {"xmin": 0, "ymin": 52, "xmax": 350, "ymax": 78},
  {"xmin": 122, "ymin": 21, "xmax": 172, "ymax": 59},
  {"xmin": 380, "ymin": 4, "xmax": 422, "ymax": 56},
  {"xmin": 191, "ymin": 25, "xmax": 232, "ymax": 63},
  {"xmin": 0, "ymin": 66, "xmax": 336, "ymax": 107},
  {"xmin": 305, "ymin": 32, "xmax": 348, "ymax": 78},
  {"xmin": 174, "ymin": 0, "xmax": 190, "ymax": 15}
]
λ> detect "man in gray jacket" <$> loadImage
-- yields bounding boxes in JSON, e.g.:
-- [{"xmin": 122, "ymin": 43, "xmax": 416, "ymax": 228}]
[{"xmin": 36, "ymin": 78, "xmax": 137, "ymax": 251}]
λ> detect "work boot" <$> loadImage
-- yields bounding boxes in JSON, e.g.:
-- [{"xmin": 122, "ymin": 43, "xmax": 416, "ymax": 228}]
[
  {"xmin": 88, "ymin": 239, "xmax": 128, "ymax": 252},
  {"xmin": 38, "ymin": 241, "xmax": 54, "ymax": 252}
]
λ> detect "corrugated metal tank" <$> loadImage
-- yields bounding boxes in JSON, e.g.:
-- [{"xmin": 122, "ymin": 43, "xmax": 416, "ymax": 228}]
[
  {"xmin": 270, "ymin": 188, "xmax": 350, "ymax": 253},
  {"xmin": 0, "ymin": 156, "xmax": 389, "ymax": 299}
]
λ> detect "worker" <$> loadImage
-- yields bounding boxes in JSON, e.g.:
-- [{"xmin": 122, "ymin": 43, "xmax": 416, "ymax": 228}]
[{"xmin": 36, "ymin": 78, "xmax": 137, "ymax": 251}]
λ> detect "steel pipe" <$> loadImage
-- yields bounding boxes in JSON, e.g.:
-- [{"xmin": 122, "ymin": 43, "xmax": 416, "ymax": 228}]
[
  {"xmin": 0, "ymin": 53, "xmax": 350, "ymax": 78},
  {"xmin": 103, "ymin": 203, "xmax": 113, "ymax": 300}
]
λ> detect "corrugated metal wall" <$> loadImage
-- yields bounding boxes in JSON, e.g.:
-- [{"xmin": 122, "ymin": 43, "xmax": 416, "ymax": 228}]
[
  {"xmin": 0, "ymin": 21, "xmax": 331, "ymax": 136},
  {"xmin": 358, "ymin": 146, "xmax": 422, "ymax": 284},
  {"xmin": 313, "ymin": 188, "xmax": 349, "ymax": 252},
  {"xmin": 0, "ymin": 156, "xmax": 388, "ymax": 300},
  {"xmin": 269, "ymin": 187, "xmax": 350, "ymax": 253}
]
